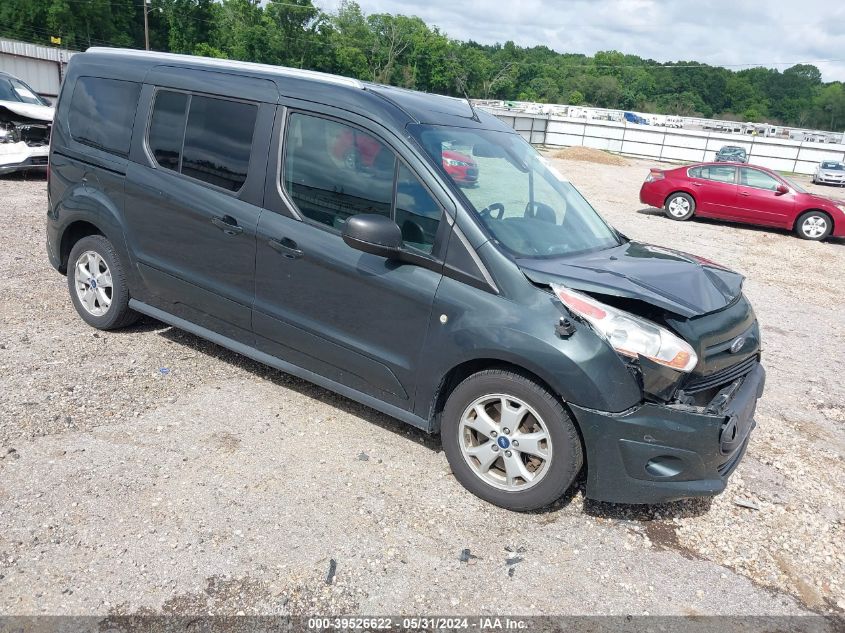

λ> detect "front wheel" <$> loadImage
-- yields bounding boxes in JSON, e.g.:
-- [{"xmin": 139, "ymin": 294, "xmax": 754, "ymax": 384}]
[
  {"xmin": 67, "ymin": 235, "xmax": 140, "ymax": 329},
  {"xmin": 795, "ymin": 211, "xmax": 832, "ymax": 241},
  {"xmin": 441, "ymin": 369, "xmax": 583, "ymax": 511},
  {"xmin": 664, "ymin": 192, "xmax": 695, "ymax": 221}
]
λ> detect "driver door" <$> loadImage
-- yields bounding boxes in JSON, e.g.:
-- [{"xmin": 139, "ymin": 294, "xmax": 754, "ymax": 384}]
[{"xmin": 254, "ymin": 108, "xmax": 449, "ymax": 410}]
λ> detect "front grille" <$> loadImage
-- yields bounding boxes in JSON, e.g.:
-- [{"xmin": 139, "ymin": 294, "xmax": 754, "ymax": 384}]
[
  {"xmin": 30, "ymin": 156, "xmax": 48, "ymax": 166},
  {"xmin": 465, "ymin": 168, "xmax": 478, "ymax": 178},
  {"xmin": 683, "ymin": 355, "xmax": 758, "ymax": 394},
  {"xmin": 19, "ymin": 124, "xmax": 50, "ymax": 147}
]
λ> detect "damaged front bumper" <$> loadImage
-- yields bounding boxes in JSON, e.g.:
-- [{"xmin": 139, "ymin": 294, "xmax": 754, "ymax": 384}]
[
  {"xmin": 0, "ymin": 141, "xmax": 49, "ymax": 174},
  {"xmin": 570, "ymin": 362, "xmax": 765, "ymax": 504}
]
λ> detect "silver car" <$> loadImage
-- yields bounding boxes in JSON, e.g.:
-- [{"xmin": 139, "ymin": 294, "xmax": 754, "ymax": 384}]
[{"xmin": 813, "ymin": 160, "xmax": 845, "ymax": 186}]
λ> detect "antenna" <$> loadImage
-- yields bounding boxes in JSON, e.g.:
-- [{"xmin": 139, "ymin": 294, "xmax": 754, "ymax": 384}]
[{"xmin": 457, "ymin": 77, "xmax": 480, "ymax": 123}]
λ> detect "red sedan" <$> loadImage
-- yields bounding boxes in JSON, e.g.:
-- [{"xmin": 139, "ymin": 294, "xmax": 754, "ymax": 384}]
[
  {"xmin": 441, "ymin": 149, "xmax": 478, "ymax": 187},
  {"xmin": 640, "ymin": 162, "xmax": 845, "ymax": 241}
]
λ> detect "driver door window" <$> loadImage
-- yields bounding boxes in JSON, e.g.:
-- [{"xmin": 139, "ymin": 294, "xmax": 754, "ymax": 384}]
[
  {"xmin": 283, "ymin": 113, "xmax": 395, "ymax": 230},
  {"xmin": 740, "ymin": 167, "xmax": 779, "ymax": 191}
]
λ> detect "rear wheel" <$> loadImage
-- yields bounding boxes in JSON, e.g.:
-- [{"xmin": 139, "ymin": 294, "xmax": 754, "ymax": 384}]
[
  {"xmin": 441, "ymin": 369, "xmax": 583, "ymax": 511},
  {"xmin": 664, "ymin": 192, "xmax": 695, "ymax": 221},
  {"xmin": 795, "ymin": 211, "xmax": 832, "ymax": 241},
  {"xmin": 67, "ymin": 235, "xmax": 139, "ymax": 329}
]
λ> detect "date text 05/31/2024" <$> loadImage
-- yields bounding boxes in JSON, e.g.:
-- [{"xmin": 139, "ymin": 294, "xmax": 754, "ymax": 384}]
[{"xmin": 307, "ymin": 617, "xmax": 529, "ymax": 630}]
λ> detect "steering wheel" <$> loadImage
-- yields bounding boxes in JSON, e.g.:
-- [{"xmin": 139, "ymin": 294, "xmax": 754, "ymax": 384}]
[{"xmin": 479, "ymin": 202, "xmax": 505, "ymax": 220}]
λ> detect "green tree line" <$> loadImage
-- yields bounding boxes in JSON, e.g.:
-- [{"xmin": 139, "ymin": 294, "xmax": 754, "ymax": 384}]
[{"xmin": 2, "ymin": 0, "xmax": 844, "ymax": 131}]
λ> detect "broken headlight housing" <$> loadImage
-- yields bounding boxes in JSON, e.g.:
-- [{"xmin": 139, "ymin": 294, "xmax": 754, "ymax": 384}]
[
  {"xmin": 0, "ymin": 124, "xmax": 20, "ymax": 144},
  {"xmin": 551, "ymin": 283, "xmax": 698, "ymax": 373}
]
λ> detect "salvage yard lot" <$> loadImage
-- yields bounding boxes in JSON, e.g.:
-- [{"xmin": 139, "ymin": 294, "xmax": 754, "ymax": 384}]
[{"xmin": 0, "ymin": 154, "xmax": 843, "ymax": 616}]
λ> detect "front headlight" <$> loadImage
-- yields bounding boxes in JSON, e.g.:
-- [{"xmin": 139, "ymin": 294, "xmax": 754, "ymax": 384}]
[
  {"xmin": 444, "ymin": 158, "xmax": 470, "ymax": 167},
  {"xmin": 0, "ymin": 126, "xmax": 18, "ymax": 144},
  {"xmin": 552, "ymin": 284, "xmax": 698, "ymax": 373}
]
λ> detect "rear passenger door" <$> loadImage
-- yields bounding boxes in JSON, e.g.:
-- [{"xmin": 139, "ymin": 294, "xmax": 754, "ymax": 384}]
[
  {"xmin": 687, "ymin": 165, "xmax": 737, "ymax": 218},
  {"xmin": 253, "ymin": 108, "xmax": 449, "ymax": 411},
  {"xmin": 124, "ymin": 74, "xmax": 274, "ymax": 343}
]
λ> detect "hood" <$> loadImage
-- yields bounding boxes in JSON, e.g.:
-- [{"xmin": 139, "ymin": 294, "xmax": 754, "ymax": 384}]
[
  {"xmin": 806, "ymin": 192, "xmax": 843, "ymax": 207},
  {"xmin": 517, "ymin": 241, "xmax": 744, "ymax": 318},
  {"xmin": 0, "ymin": 101, "xmax": 54, "ymax": 122}
]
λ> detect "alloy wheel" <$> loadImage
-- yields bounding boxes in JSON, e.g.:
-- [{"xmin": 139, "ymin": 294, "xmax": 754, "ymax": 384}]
[
  {"xmin": 801, "ymin": 215, "xmax": 828, "ymax": 239},
  {"xmin": 458, "ymin": 394, "xmax": 553, "ymax": 491},
  {"xmin": 668, "ymin": 196, "xmax": 691, "ymax": 217},
  {"xmin": 74, "ymin": 250, "xmax": 113, "ymax": 316}
]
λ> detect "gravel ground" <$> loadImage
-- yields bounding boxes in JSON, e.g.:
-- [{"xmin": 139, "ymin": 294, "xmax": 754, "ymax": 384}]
[{"xmin": 0, "ymin": 158, "xmax": 843, "ymax": 617}]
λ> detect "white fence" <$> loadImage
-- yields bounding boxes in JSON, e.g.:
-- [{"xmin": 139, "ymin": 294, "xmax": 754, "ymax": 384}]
[{"xmin": 485, "ymin": 108, "xmax": 845, "ymax": 175}]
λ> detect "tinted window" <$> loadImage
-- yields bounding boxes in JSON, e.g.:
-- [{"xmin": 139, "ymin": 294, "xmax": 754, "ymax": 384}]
[
  {"xmin": 68, "ymin": 77, "xmax": 140, "ymax": 157},
  {"xmin": 740, "ymin": 167, "xmax": 779, "ymax": 191},
  {"xmin": 148, "ymin": 90, "xmax": 188, "ymax": 171},
  {"xmin": 181, "ymin": 95, "xmax": 257, "ymax": 192},
  {"xmin": 395, "ymin": 164, "xmax": 441, "ymax": 253},
  {"xmin": 688, "ymin": 167, "xmax": 702, "ymax": 178},
  {"xmin": 821, "ymin": 161, "xmax": 844, "ymax": 171},
  {"xmin": 283, "ymin": 113, "xmax": 395, "ymax": 229}
]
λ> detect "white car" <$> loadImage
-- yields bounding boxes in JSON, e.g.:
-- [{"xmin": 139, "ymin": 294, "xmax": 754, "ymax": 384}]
[
  {"xmin": 812, "ymin": 160, "xmax": 845, "ymax": 186},
  {"xmin": 0, "ymin": 71, "xmax": 54, "ymax": 175}
]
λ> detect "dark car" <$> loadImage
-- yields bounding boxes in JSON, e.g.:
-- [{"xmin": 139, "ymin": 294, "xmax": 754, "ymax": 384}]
[
  {"xmin": 640, "ymin": 162, "xmax": 845, "ymax": 241},
  {"xmin": 47, "ymin": 49, "xmax": 766, "ymax": 511},
  {"xmin": 714, "ymin": 145, "xmax": 748, "ymax": 163}
]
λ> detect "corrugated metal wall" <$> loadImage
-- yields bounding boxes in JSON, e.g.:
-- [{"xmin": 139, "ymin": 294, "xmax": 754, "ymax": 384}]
[{"xmin": 0, "ymin": 38, "xmax": 76, "ymax": 98}]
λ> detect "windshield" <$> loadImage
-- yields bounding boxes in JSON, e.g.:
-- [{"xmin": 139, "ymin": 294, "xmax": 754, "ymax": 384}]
[
  {"xmin": 410, "ymin": 125, "xmax": 622, "ymax": 258},
  {"xmin": 0, "ymin": 77, "xmax": 48, "ymax": 106},
  {"xmin": 821, "ymin": 161, "xmax": 845, "ymax": 171}
]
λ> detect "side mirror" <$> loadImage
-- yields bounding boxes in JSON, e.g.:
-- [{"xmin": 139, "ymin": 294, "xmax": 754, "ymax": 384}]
[
  {"xmin": 342, "ymin": 214, "xmax": 402, "ymax": 258},
  {"xmin": 775, "ymin": 184, "xmax": 789, "ymax": 195}
]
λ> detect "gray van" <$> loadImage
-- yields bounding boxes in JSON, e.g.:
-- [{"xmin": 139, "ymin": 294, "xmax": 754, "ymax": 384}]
[{"xmin": 47, "ymin": 49, "xmax": 765, "ymax": 511}]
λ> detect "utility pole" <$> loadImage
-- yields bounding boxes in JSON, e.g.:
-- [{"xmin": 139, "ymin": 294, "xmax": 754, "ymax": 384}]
[{"xmin": 143, "ymin": 0, "xmax": 150, "ymax": 50}]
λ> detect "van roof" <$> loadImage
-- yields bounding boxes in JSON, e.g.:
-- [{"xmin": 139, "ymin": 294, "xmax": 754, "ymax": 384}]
[{"xmin": 82, "ymin": 48, "xmax": 509, "ymax": 131}]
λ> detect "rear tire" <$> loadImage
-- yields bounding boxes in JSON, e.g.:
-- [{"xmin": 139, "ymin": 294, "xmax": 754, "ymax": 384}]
[
  {"xmin": 67, "ymin": 235, "xmax": 140, "ymax": 330},
  {"xmin": 795, "ymin": 211, "xmax": 832, "ymax": 241},
  {"xmin": 664, "ymin": 192, "xmax": 695, "ymax": 221},
  {"xmin": 441, "ymin": 369, "xmax": 583, "ymax": 511}
]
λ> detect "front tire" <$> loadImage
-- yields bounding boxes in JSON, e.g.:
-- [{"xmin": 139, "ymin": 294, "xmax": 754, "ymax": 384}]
[
  {"xmin": 67, "ymin": 235, "xmax": 139, "ymax": 329},
  {"xmin": 441, "ymin": 369, "xmax": 583, "ymax": 511},
  {"xmin": 795, "ymin": 211, "xmax": 832, "ymax": 241},
  {"xmin": 664, "ymin": 192, "xmax": 695, "ymax": 221}
]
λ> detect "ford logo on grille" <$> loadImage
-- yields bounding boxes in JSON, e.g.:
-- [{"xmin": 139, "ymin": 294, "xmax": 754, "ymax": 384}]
[{"xmin": 729, "ymin": 337, "xmax": 746, "ymax": 354}]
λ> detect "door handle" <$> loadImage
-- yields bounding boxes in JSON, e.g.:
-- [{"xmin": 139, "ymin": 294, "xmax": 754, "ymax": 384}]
[
  {"xmin": 739, "ymin": 191, "xmax": 751, "ymax": 197},
  {"xmin": 691, "ymin": 182, "xmax": 703, "ymax": 186},
  {"xmin": 268, "ymin": 237, "xmax": 303, "ymax": 259},
  {"xmin": 211, "ymin": 215, "xmax": 244, "ymax": 235}
]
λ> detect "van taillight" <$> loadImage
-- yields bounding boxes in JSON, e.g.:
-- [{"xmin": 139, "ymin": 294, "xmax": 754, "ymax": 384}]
[{"xmin": 645, "ymin": 170, "xmax": 664, "ymax": 183}]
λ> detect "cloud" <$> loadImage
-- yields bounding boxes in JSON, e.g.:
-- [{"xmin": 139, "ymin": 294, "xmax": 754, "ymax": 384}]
[{"xmin": 318, "ymin": 0, "xmax": 845, "ymax": 81}]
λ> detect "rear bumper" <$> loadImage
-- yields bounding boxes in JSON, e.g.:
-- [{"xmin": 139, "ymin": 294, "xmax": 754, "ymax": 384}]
[
  {"xmin": 0, "ymin": 142, "xmax": 49, "ymax": 174},
  {"xmin": 639, "ymin": 184, "xmax": 664, "ymax": 208},
  {"xmin": 570, "ymin": 363, "xmax": 765, "ymax": 504}
]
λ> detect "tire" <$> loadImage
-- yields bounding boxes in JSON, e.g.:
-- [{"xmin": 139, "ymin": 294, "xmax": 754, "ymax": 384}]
[
  {"xmin": 795, "ymin": 210, "xmax": 832, "ymax": 241},
  {"xmin": 441, "ymin": 369, "xmax": 583, "ymax": 511},
  {"xmin": 664, "ymin": 192, "xmax": 695, "ymax": 221},
  {"xmin": 67, "ymin": 234, "xmax": 140, "ymax": 330}
]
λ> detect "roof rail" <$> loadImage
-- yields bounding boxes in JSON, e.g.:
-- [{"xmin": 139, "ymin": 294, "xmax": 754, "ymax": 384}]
[{"xmin": 85, "ymin": 47, "xmax": 364, "ymax": 89}]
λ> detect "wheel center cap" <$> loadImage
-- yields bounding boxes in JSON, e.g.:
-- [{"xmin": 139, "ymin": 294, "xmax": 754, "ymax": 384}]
[
  {"xmin": 497, "ymin": 436, "xmax": 510, "ymax": 449},
  {"xmin": 89, "ymin": 277, "xmax": 97, "ymax": 289}
]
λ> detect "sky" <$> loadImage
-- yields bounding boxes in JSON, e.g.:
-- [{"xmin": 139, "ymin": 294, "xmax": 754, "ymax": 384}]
[{"xmin": 317, "ymin": 0, "xmax": 845, "ymax": 82}]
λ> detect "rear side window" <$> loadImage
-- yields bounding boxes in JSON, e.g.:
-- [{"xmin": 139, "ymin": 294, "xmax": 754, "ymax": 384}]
[
  {"xmin": 283, "ymin": 113, "xmax": 396, "ymax": 229},
  {"xmin": 148, "ymin": 90, "xmax": 188, "ymax": 171},
  {"xmin": 145, "ymin": 91, "xmax": 257, "ymax": 193},
  {"xmin": 182, "ymin": 95, "xmax": 257, "ymax": 192},
  {"xmin": 68, "ymin": 77, "xmax": 140, "ymax": 157}
]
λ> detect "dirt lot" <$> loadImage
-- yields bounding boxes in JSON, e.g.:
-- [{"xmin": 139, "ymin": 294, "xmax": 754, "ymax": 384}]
[{"xmin": 0, "ymin": 155, "xmax": 843, "ymax": 617}]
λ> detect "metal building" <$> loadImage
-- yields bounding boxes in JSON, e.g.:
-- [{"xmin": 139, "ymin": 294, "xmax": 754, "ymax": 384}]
[{"xmin": 0, "ymin": 38, "xmax": 77, "ymax": 99}]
